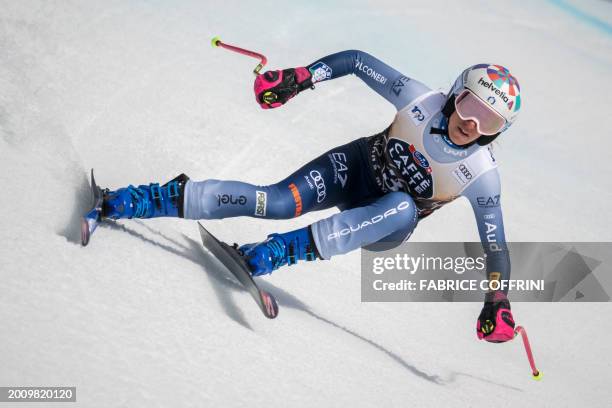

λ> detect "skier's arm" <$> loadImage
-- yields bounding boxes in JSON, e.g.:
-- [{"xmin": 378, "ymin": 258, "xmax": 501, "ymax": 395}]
[
  {"xmin": 254, "ymin": 50, "xmax": 431, "ymax": 110},
  {"xmin": 464, "ymin": 169, "xmax": 517, "ymax": 343},
  {"xmin": 305, "ymin": 50, "xmax": 432, "ymax": 110},
  {"xmin": 461, "ymin": 169, "xmax": 511, "ymax": 294}
]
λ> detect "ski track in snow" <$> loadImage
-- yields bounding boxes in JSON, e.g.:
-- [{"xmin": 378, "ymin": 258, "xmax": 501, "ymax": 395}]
[{"xmin": 1, "ymin": 0, "xmax": 612, "ymax": 407}]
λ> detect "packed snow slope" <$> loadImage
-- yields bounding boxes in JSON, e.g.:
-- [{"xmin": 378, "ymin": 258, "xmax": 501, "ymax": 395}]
[{"xmin": 1, "ymin": 1, "xmax": 612, "ymax": 407}]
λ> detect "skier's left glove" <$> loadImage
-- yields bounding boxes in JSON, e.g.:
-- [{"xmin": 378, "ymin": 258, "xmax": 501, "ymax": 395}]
[
  {"xmin": 254, "ymin": 67, "xmax": 313, "ymax": 109},
  {"xmin": 476, "ymin": 291, "xmax": 515, "ymax": 343}
]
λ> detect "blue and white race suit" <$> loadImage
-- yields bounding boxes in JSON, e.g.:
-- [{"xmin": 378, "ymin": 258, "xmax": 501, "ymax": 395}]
[{"xmin": 184, "ymin": 50, "xmax": 510, "ymax": 282}]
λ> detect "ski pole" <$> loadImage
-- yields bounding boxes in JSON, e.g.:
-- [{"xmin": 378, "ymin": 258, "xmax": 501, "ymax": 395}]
[
  {"xmin": 211, "ymin": 36, "xmax": 268, "ymax": 76},
  {"xmin": 514, "ymin": 325, "xmax": 542, "ymax": 380}
]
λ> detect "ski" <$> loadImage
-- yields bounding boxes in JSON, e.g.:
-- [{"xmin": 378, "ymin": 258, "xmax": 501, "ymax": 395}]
[
  {"xmin": 81, "ymin": 169, "xmax": 104, "ymax": 246},
  {"xmin": 197, "ymin": 222, "xmax": 279, "ymax": 319}
]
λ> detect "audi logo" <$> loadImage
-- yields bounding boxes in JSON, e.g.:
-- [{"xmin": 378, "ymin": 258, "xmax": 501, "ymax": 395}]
[
  {"xmin": 310, "ymin": 170, "xmax": 326, "ymax": 203},
  {"xmin": 459, "ymin": 164, "xmax": 473, "ymax": 180}
]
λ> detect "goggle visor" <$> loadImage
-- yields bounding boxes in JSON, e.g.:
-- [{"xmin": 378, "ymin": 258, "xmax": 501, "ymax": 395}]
[{"xmin": 455, "ymin": 90, "xmax": 506, "ymax": 136}]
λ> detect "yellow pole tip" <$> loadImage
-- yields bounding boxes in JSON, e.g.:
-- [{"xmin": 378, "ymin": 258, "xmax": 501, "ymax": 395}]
[
  {"xmin": 532, "ymin": 371, "xmax": 543, "ymax": 381},
  {"xmin": 211, "ymin": 36, "xmax": 221, "ymax": 47}
]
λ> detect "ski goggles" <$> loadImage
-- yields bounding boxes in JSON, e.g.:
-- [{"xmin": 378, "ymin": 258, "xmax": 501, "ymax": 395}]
[{"xmin": 454, "ymin": 89, "xmax": 507, "ymax": 136}]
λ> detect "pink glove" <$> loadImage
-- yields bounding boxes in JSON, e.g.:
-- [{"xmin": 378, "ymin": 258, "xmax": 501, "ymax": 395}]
[
  {"xmin": 254, "ymin": 67, "xmax": 313, "ymax": 109},
  {"xmin": 477, "ymin": 291, "xmax": 516, "ymax": 343}
]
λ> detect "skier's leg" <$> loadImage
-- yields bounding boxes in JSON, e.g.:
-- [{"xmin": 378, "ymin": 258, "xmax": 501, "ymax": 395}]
[
  {"xmin": 240, "ymin": 192, "xmax": 418, "ymax": 275},
  {"xmin": 335, "ymin": 194, "xmax": 417, "ymax": 251},
  {"xmin": 362, "ymin": 217, "xmax": 416, "ymax": 252},
  {"xmin": 182, "ymin": 137, "xmax": 378, "ymax": 220},
  {"xmin": 311, "ymin": 191, "xmax": 418, "ymax": 259},
  {"xmin": 102, "ymin": 137, "xmax": 376, "ymax": 221}
]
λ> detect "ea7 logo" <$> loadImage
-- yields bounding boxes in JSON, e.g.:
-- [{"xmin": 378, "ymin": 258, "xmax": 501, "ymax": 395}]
[
  {"xmin": 328, "ymin": 152, "xmax": 348, "ymax": 188},
  {"xmin": 477, "ymin": 195, "xmax": 500, "ymax": 207},
  {"xmin": 391, "ymin": 76, "xmax": 410, "ymax": 96}
]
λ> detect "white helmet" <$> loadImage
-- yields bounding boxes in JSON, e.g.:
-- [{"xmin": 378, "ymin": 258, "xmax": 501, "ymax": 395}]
[{"xmin": 444, "ymin": 64, "xmax": 522, "ymax": 138}]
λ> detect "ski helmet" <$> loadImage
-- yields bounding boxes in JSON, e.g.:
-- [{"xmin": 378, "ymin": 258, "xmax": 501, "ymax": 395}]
[{"xmin": 442, "ymin": 64, "xmax": 522, "ymax": 146}]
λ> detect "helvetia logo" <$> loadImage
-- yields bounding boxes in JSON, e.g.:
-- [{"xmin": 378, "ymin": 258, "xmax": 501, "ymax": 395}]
[{"xmin": 477, "ymin": 77, "xmax": 509, "ymax": 104}]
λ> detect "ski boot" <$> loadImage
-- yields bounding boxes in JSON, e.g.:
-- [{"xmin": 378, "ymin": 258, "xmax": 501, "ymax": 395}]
[
  {"xmin": 238, "ymin": 227, "xmax": 320, "ymax": 276},
  {"xmin": 102, "ymin": 174, "xmax": 190, "ymax": 219}
]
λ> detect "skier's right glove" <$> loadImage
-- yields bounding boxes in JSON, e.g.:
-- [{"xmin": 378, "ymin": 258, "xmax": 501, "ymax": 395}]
[
  {"xmin": 254, "ymin": 67, "xmax": 313, "ymax": 109},
  {"xmin": 476, "ymin": 291, "xmax": 516, "ymax": 343}
]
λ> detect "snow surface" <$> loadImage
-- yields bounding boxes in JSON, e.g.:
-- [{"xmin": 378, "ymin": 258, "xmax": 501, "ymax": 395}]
[{"xmin": 1, "ymin": 0, "xmax": 612, "ymax": 407}]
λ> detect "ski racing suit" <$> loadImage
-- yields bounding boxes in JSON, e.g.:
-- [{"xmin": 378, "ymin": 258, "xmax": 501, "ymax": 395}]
[{"xmin": 182, "ymin": 50, "xmax": 511, "ymax": 285}]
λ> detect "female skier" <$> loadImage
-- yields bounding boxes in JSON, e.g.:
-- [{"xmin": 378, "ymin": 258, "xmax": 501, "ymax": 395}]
[{"xmin": 101, "ymin": 50, "xmax": 520, "ymax": 343}]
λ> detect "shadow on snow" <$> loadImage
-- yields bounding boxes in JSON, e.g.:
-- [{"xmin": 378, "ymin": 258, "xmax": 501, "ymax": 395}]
[{"xmin": 78, "ymin": 218, "xmax": 522, "ymax": 390}]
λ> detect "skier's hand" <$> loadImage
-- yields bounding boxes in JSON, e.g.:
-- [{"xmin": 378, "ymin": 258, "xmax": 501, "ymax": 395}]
[
  {"xmin": 476, "ymin": 291, "xmax": 515, "ymax": 343},
  {"xmin": 254, "ymin": 67, "xmax": 313, "ymax": 109}
]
